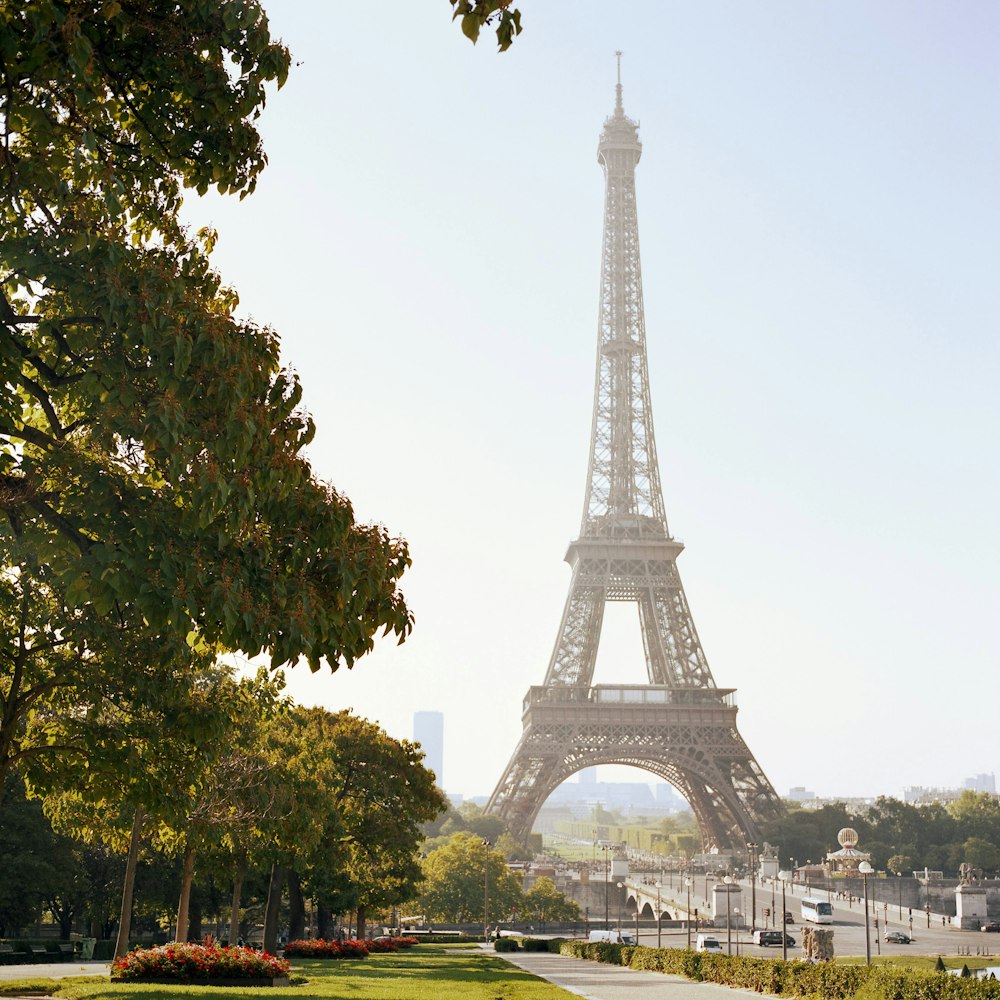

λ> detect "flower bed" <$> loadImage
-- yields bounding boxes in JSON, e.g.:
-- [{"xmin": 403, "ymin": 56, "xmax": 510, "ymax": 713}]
[
  {"xmin": 111, "ymin": 943, "xmax": 289, "ymax": 983},
  {"xmin": 283, "ymin": 937, "xmax": 420, "ymax": 960},
  {"xmin": 282, "ymin": 939, "xmax": 370, "ymax": 960}
]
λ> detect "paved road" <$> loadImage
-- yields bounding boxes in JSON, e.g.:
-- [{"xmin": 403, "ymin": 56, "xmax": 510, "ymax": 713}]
[
  {"xmin": 497, "ymin": 949, "xmax": 762, "ymax": 1000},
  {"xmin": 631, "ymin": 877, "xmax": 1000, "ymax": 960}
]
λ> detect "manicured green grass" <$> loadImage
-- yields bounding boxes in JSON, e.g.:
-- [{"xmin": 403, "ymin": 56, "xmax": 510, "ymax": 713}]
[{"xmin": 0, "ymin": 946, "xmax": 575, "ymax": 1000}]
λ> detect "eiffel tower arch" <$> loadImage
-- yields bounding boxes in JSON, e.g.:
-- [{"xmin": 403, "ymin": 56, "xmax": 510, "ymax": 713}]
[{"xmin": 487, "ymin": 58, "xmax": 783, "ymax": 851}]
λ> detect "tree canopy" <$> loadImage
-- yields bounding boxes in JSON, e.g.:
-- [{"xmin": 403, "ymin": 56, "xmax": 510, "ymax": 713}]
[{"xmin": 1, "ymin": 0, "xmax": 413, "ymax": 796}]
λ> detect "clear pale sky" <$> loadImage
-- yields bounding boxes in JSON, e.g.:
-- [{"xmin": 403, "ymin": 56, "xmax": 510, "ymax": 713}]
[{"xmin": 184, "ymin": 2, "xmax": 1000, "ymax": 804}]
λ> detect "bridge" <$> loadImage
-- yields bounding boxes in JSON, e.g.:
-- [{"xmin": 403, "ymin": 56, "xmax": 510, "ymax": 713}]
[{"xmin": 619, "ymin": 880, "xmax": 694, "ymax": 922}]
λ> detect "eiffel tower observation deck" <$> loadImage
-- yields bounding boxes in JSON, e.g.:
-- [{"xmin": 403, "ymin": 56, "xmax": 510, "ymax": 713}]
[{"xmin": 487, "ymin": 57, "xmax": 783, "ymax": 850}]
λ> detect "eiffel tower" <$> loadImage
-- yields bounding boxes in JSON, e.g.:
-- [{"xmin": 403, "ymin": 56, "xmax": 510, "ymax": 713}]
[{"xmin": 487, "ymin": 58, "xmax": 783, "ymax": 850}]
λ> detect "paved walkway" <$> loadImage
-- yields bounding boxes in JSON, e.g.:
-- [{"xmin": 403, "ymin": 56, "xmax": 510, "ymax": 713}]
[
  {"xmin": 494, "ymin": 949, "xmax": 761, "ymax": 999},
  {"xmin": 0, "ymin": 962, "xmax": 110, "ymax": 983}
]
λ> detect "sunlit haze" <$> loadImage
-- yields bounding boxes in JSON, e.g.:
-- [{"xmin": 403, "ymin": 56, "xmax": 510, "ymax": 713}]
[{"xmin": 184, "ymin": 2, "xmax": 1000, "ymax": 805}]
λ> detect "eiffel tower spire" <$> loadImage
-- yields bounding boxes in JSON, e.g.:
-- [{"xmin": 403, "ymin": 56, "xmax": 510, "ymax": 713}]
[
  {"xmin": 486, "ymin": 61, "xmax": 782, "ymax": 850},
  {"xmin": 583, "ymin": 52, "xmax": 667, "ymax": 537}
]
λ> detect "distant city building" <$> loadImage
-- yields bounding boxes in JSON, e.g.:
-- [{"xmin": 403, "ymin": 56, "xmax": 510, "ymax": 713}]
[
  {"xmin": 579, "ymin": 767, "xmax": 598, "ymax": 785},
  {"xmin": 413, "ymin": 711, "xmax": 444, "ymax": 787},
  {"xmin": 964, "ymin": 773, "xmax": 997, "ymax": 794},
  {"xmin": 787, "ymin": 786, "xmax": 816, "ymax": 802}
]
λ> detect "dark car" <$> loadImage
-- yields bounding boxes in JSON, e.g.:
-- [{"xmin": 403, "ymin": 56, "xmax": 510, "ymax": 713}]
[
  {"xmin": 884, "ymin": 931, "xmax": 911, "ymax": 944},
  {"xmin": 754, "ymin": 930, "xmax": 795, "ymax": 947},
  {"xmin": 982, "ymin": 922, "xmax": 1000, "ymax": 933},
  {"xmin": 783, "ymin": 911, "xmax": 795, "ymax": 924}
]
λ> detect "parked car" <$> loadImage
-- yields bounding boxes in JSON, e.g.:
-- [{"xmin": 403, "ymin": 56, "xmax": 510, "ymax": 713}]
[
  {"xmin": 753, "ymin": 930, "xmax": 796, "ymax": 948},
  {"xmin": 884, "ymin": 931, "xmax": 911, "ymax": 944},
  {"xmin": 982, "ymin": 922, "xmax": 1000, "ymax": 933}
]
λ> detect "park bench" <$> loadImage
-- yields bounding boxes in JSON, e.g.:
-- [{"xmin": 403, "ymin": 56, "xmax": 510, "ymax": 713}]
[
  {"xmin": 0, "ymin": 943, "xmax": 19, "ymax": 964},
  {"xmin": 29, "ymin": 944, "xmax": 52, "ymax": 961},
  {"xmin": 58, "ymin": 943, "xmax": 75, "ymax": 960}
]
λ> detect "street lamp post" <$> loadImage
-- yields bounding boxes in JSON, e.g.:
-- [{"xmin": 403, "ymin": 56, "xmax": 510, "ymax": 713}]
[
  {"xmin": 778, "ymin": 871, "xmax": 790, "ymax": 962},
  {"xmin": 897, "ymin": 872, "xmax": 903, "ymax": 919},
  {"xmin": 859, "ymin": 861, "xmax": 873, "ymax": 965},
  {"xmin": 599, "ymin": 843, "xmax": 612, "ymax": 930},
  {"xmin": 684, "ymin": 877, "xmax": 693, "ymax": 950},
  {"xmin": 723, "ymin": 876, "xmax": 733, "ymax": 955},
  {"xmin": 734, "ymin": 909, "xmax": 741, "ymax": 955},
  {"xmin": 770, "ymin": 876, "xmax": 776, "ymax": 928},
  {"xmin": 747, "ymin": 842, "xmax": 758, "ymax": 932},
  {"xmin": 616, "ymin": 882, "xmax": 624, "ymax": 934},
  {"xmin": 655, "ymin": 882, "xmax": 662, "ymax": 948},
  {"xmin": 482, "ymin": 839, "xmax": 491, "ymax": 940}
]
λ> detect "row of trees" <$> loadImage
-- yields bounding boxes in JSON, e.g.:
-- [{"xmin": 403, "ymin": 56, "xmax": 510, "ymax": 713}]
[
  {"xmin": 760, "ymin": 794, "xmax": 1000, "ymax": 876},
  {"xmin": 0, "ymin": 0, "xmax": 430, "ymax": 958},
  {"xmin": 0, "ymin": 684, "xmax": 446, "ymax": 945},
  {"xmin": 418, "ymin": 832, "xmax": 579, "ymax": 926}
]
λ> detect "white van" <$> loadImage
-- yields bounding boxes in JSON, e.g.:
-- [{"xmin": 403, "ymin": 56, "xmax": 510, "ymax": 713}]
[
  {"xmin": 695, "ymin": 934, "xmax": 723, "ymax": 954},
  {"xmin": 588, "ymin": 930, "xmax": 636, "ymax": 945}
]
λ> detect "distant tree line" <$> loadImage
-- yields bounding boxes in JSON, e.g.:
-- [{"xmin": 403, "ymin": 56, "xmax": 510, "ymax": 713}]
[{"xmin": 760, "ymin": 794, "xmax": 1000, "ymax": 876}]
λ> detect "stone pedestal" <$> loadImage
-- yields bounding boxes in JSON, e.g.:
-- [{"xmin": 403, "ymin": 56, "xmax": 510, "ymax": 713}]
[
  {"xmin": 955, "ymin": 885, "xmax": 988, "ymax": 929},
  {"xmin": 711, "ymin": 883, "xmax": 744, "ymax": 927}
]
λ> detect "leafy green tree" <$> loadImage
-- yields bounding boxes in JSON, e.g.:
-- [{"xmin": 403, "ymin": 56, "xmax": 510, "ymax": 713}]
[
  {"xmin": 886, "ymin": 854, "xmax": 914, "ymax": 877},
  {"xmin": 1, "ymin": 0, "xmax": 412, "ymax": 800},
  {"xmin": 449, "ymin": 0, "xmax": 523, "ymax": 51},
  {"xmin": 288, "ymin": 708, "xmax": 446, "ymax": 940},
  {"xmin": 524, "ymin": 876, "xmax": 580, "ymax": 926},
  {"xmin": 948, "ymin": 792, "xmax": 1000, "ymax": 844},
  {"xmin": 420, "ymin": 832, "xmax": 523, "ymax": 923},
  {"xmin": 0, "ymin": 773, "xmax": 65, "ymax": 935},
  {"xmin": 960, "ymin": 838, "xmax": 1000, "ymax": 874},
  {"xmin": 495, "ymin": 832, "xmax": 533, "ymax": 863}
]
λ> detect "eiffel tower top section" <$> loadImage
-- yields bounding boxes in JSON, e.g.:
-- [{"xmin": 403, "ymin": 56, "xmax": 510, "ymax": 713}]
[{"xmin": 582, "ymin": 54, "xmax": 668, "ymax": 543}]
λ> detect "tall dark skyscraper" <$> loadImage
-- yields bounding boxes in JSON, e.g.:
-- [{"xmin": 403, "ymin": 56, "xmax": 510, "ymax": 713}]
[{"xmin": 413, "ymin": 711, "xmax": 444, "ymax": 788}]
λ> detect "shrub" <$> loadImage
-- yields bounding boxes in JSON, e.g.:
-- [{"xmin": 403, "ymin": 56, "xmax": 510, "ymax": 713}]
[
  {"xmin": 519, "ymin": 938, "xmax": 554, "ymax": 952},
  {"xmin": 111, "ymin": 944, "xmax": 289, "ymax": 981},
  {"xmin": 494, "ymin": 938, "xmax": 519, "ymax": 952},
  {"xmin": 282, "ymin": 939, "xmax": 369, "ymax": 960}
]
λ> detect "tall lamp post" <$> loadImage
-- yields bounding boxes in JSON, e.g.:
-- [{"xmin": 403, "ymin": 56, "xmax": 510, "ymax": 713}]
[
  {"xmin": 897, "ymin": 871, "xmax": 903, "ymax": 919},
  {"xmin": 684, "ymin": 877, "xmax": 693, "ymax": 950},
  {"xmin": 777, "ymin": 871, "xmax": 790, "ymax": 962},
  {"xmin": 482, "ymin": 839, "xmax": 491, "ymax": 940},
  {"xmin": 859, "ymin": 861, "xmax": 873, "ymax": 965},
  {"xmin": 599, "ymin": 842, "xmax": 612, "ymax": 930},
  {"xmin": 616, "ymin": 882, "xmax": 625, "ymax": 934},
  {"xmin": 655, "ymin": 882, "xmax": 662, "ymax": 948},
  {"xmin": 747, "ymin": 842, "xmax": 758, "ymax": 932},
  {"xmin": 723, "ymin": 875, "xmax": 733, "ymax": 955}
]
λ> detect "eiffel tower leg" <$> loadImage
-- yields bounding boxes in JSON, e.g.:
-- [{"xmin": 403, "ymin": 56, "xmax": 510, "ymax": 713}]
[{"xmin": 543, "ymin": 575, "xmax": 605, "ymax": 687}]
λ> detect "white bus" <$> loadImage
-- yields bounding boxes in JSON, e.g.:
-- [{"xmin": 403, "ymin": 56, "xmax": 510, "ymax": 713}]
[{"xmin": 800, "ymin": 897, "xmax": 833, "ymax": 924}]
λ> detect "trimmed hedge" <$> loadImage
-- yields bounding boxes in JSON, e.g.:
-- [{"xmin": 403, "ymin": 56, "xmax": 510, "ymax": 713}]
[
  {"xmin": 494, "ymin": 938, "xmax": 519, "ymax": 953},
  {"xmin": 558, "ymin": 941, "xmax": 1000, "ymax": 998}
]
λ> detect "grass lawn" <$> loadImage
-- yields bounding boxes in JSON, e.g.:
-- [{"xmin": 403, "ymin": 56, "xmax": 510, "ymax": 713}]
[{"xmin": 0, "ymin": 945, "xmax": 576, "ymax": 1000}]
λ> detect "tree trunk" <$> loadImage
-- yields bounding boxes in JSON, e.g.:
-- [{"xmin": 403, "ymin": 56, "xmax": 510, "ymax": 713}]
[
  {"xmin": 229, "ymin": 853, "xmax": 246, "ymax": 946},
  {"xmin": 174, "ymin": 844, "xmax": 196, "ymax": 943},
  {"xmin": 262, "ymin": 862, "xmax": 285, "ymax": 954},
  {"xmin": 113, "ymin": 806, "xmax": 145, "ymax": 960},
  {"xmin": 287, "ymin": 870, "xmax": 305, "ymax": 941},
  {"xmin": 316, "ymin": 902, "xmax": 331, "ymax": 940},
  {"xmin": 356, "ymin": 904, "xmax": 367, "ymax": 941}
]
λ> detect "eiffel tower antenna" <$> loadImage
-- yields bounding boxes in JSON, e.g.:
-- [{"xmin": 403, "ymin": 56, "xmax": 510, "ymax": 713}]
[{"xmin": 486, "ymin": 64, "xmax": 783, "ymax": 850}]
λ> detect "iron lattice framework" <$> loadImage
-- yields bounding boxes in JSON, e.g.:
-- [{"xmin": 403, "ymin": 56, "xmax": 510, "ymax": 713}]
[{"xmin": 487, "ymin": 60, "xmax": 783, "ymax": 849}]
